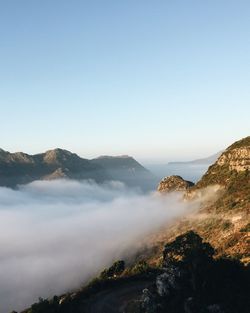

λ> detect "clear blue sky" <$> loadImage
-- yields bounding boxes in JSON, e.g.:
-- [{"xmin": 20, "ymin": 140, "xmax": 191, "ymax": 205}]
[{"xmin": 0, "ymin": 0, "xmax": 249, "ymax": 162}]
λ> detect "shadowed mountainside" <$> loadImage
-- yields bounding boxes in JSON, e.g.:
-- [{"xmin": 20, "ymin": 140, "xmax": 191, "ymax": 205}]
[
  {"xmin": 91, "ymin": 155, "xmax": 158, "ymax": 191},
  {"xmin": 0, "ymin": 148, "xmax": 156, "ymax": 190},
  {"xmin": 0, "ymin": 148, "xmax": 108, "ymax": 187}
]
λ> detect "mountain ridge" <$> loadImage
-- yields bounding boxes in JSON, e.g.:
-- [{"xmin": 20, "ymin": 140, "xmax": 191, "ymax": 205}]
[
  {"xmin": 18, "ymin": 136, "xmax": 250, "ymax": 313},
  {"xmin": 0, "ymin": 148, "xmax": 156, "ymax": 190}
]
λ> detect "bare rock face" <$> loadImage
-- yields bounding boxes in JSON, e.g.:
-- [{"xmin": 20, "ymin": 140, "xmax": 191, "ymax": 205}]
[
  {"xmin": 43, "ymin": 168, "xmax": 69, "ymax": 180},
  {"xmin": 217, "ymin": 147, "xmax": 250, "ymax": 172},
  {"xmin": 157, "ymin": 175, "xmax": 194, "ymax": 193}
]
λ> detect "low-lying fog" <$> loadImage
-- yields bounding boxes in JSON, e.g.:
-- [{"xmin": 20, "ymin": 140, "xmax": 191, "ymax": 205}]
[{"xmin": 0, "ymin": 179, "xmax": 200, "ymax": 313}]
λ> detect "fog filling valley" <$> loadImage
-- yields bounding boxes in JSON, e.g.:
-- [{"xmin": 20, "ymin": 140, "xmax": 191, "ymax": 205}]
[{"xmin": 0, "ymin": 179, "xmax": 202, "ymax": 312}]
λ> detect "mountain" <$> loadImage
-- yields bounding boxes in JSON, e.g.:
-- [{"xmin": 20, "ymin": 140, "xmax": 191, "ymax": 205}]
[
  {"xmin": 194, "ymin": 136, "xmax": 250, "ymax": 212},
  {"xmin": 168, "ymin": 151, "xmax": 222, "ymax": 165},
  {"xmin": 91, "ymin": 155, "xmax": 158, "ymax": 190},
  {"xmin": 0, "ymin": 148, "xmax": 157, "ymax": 190},
  {"xmin": 18, "ymin": 136, "xmax": 250, "ymax": 313},
  {"xmin": 0, "ymin": 148, "xmax": 109, "ymax": 187},
  {"xmin": 150, "ymin": 136, "xmax": 250, "ymax": 264}
]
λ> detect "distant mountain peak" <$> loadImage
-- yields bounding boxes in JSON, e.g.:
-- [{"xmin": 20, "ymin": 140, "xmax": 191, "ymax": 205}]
[
  {"xmin": 44, "ymin": 148, "xmax": 74, "ymax": 157},
  {"xmin": 0, "ymin": 148, "xmax": 156, "ymax": 190},
  {"xmin": 42, "ymin": 148, "xmax": 81, "ymax": 165},
  {"xmin": 168, "ymin": 151, "xmax": 223, "ymax": 165}
]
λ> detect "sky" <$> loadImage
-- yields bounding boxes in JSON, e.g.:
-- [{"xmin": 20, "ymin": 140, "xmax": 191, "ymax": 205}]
[{"xmin": 0, "ymin": 0, "xmax": 249, "ymax": 162}]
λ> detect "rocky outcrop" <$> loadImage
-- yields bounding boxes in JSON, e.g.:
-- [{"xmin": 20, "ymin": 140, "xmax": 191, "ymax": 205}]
[
  {"xmin": 157, "ymin": 175, "xmax": 194, "ymax": 193},
  {"xmin": 196, "ymin": 136, "xmax": 250, "ymax": 188},
  {"xmin": 217, "ymin": 147, "xmax": 250, "ymax": 172}
]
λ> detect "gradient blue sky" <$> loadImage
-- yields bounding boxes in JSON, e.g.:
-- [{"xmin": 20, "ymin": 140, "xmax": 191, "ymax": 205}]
[{"xmin": 0, "ymin": 1, "xmax": 249, "ymax": 162}]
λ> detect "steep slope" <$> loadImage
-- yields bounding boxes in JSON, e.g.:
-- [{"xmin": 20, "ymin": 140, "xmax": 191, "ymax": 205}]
[
  {"xmin": 0, "ymin": 148, "xmax": 108, "ymax": 187},
  {"xmin": 0, "ymin": 149, "xmax": 157, "ymax": 190},
  {"xmin": 194, "ymin": 136, "xmax": 250, "ymax": 212},
  {"xmin": 14, "ymin": 137, "xmax": 250, "ymax": 313},
  {"xmin": 147, "ymin": 136, "xmax": 250, "ymax": 264},
  {"xmin": 91, "ymin": 155, "xmax": 158, "ymax": 191}
]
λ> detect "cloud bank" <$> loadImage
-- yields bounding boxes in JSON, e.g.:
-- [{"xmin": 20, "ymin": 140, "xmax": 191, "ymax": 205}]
[{"xmin": 0, "ymin": 179, "xmax": 198, "ymax": 312}]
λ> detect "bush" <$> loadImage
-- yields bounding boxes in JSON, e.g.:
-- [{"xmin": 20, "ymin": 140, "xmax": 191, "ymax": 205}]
[{"xmin": 100, "ymin": 260, "xmax": 125, "ymax": 279}]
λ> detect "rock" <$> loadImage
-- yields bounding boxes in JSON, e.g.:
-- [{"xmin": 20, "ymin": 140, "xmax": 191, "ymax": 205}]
[
  {"xmin": 196, "ymin": 136, "xmax": 250, "ymax": 188},
  {"xmin": 157, "ymin": 175, "xmax": 194, "ymax": 193},
  {"xmin": 43, "ymin": 167, "xmax": 69, "ymax": 180},
  {"xmin": 217, "ymin": 147, "xmax": 250, "ymax": 172},
  {"xmin": 156, "ymin": 265, "xmax": 182, "ymax": 296}
]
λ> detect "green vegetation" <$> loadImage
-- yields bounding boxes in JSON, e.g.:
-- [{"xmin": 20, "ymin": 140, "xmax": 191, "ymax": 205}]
[
  {"xmin": 221, "ymin": 220, "xmax": 233, "ymax": 231},
  {"xmin": 123, "ymin": 260, "xmax": 151, "ymax": 276},
  {"xmin": 19, "ymin": 232, "xmax": 250, "ymax": 313},
  {"xmin": 227, "ymin": 136, "xmax": 250, "ymax": 150},
  {"xmin": 15, "ymin": 137, "xmax": 250, "ymax": 313},
  {"xmin": 194, "ymin": 136, "xmax": 250, "ymax": 208},
  {"xmin": 100, "ymin": 260, "xmax": 125, "ymax": 279},
  {"xmin": 240, "ymin": 223, "xmax": 250, "ymax": 232},
  {"xmin": 20, "ymin": 259, "xmax": 158, "ymax": 313}
]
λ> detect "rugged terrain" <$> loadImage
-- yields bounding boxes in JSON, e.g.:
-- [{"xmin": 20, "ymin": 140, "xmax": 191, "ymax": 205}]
[
  {"xmin": 11, "ymin": 136, "xmax": 250, "ymax": 313},
  {"xmin": 147, "ymin": 136, "xmax": 250, "ymax": 265},
  {"xmin": 0, "ymin": 149, "xmax": 156, "ymax": 190},
  {"xmin": 157, "ymin": 175, "xmax": 194, "ymax": 193}
]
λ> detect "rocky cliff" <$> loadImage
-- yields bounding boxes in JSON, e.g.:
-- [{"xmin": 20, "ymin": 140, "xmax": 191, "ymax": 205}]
[
  {"xmin": 148, "ymin": 136, "xmax": 250, "ymax": 265},
  {"xmin": 196, "ymin": 136, "xmax": 250, "ymax": 188}
]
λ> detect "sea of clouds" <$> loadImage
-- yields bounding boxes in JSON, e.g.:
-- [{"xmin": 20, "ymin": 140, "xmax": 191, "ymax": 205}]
[{"xmin": 0, "ymin": 179, "xmax": 200, "ymax": 312}]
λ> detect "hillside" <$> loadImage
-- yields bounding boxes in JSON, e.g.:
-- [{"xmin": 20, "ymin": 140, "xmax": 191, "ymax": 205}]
[
  {"xmin": 91, "ymin": 155, "xmax": 158, "ymax": 191},
  {"xmin": 15, "ymin": 136, "xmax": 250, "ymax": 313},
  {"xmin": 0, "ymin": 148, "xmax": 109, "ymax": 187},
  {"xmin": 147, "ymin": 136, "xmax": 250, "ymax": 265},
  {"xmin": 0, "ymin": 149, "xmax": 156, "ymax": 190}
]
